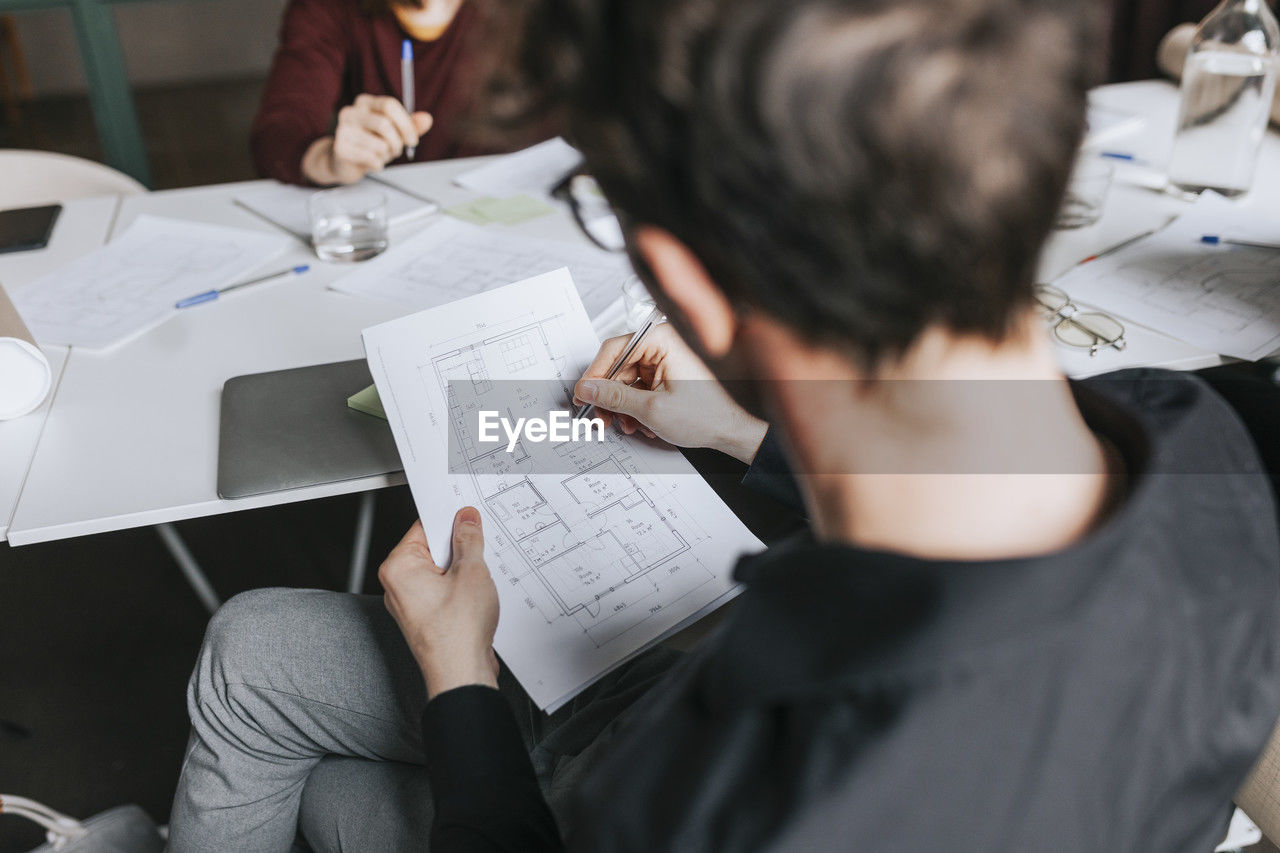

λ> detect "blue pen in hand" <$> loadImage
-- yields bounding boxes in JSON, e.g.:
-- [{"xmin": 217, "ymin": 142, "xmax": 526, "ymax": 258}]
[
  {"xmin": 402, "ymin": 39, "xmax": 416, "ymax": 160},
  {"xmin": 175, "ymin": 264, "xmax": 310, "ymax": 309}
]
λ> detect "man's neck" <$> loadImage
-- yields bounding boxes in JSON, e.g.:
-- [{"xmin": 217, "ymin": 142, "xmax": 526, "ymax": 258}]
[{"xmin": 782, "ymin": 317, "xmax": 1118, "ymax": 562}]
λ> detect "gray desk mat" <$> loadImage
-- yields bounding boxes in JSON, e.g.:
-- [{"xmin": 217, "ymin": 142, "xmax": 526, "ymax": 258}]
[{"xmin": 217, "ymin": 359, "xmax": 403, "ymax": 500}]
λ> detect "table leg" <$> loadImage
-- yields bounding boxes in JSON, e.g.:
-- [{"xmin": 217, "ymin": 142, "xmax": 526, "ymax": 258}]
[
  {"xmin": 156, "ymin": 522, "xmax": 220, "ymax": 615},
  {"xmin": 67, "ymin": 0, "xmax": 151, "ymax": 186},
  {"xmin": 346, "ymin": 491, "xmax": 377, "ymax": 594}
]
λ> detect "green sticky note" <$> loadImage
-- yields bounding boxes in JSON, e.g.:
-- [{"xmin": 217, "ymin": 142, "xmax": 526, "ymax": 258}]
[
  {"xmin": 444, "ymin": 199, "xmax": 497, "ymax": 225},
  {"xmin": 483, "ymin": 194, "xmax": 555, "ymax": 225},
  {"xmin": 445, "ymin": 195, "xmax": 555, "ymax": 227},
  {"xmin": 347, "ymin": 383, "xmax": 387, "ymax": 420}
]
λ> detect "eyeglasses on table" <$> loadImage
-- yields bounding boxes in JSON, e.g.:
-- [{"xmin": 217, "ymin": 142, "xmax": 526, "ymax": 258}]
[
  {"xmin": 552, "ymin": 169, "xmax": 627, "ymax": 253},
  {"xmin": 1034, "ymin": 283, "xmax": 1126, "ymax": 356}
]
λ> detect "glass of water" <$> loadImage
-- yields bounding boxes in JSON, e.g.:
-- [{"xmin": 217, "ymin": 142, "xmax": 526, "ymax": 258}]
[
  {"xmin": 1055, "ymin": 158, "xmax": 1114, "ymax": 230},
  {"xmin": 308, "ymin": 187, "xmax": 389, "ymax": 262},
  {"xmin": 622, "ymin": 275, "xmax": 657, "ymax": 331}
]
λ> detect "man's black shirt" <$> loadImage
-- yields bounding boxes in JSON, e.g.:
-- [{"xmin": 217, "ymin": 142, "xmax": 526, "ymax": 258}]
[{"xmin": 422, "ymin": 369, "xmax": 1280, "ymax": 851}]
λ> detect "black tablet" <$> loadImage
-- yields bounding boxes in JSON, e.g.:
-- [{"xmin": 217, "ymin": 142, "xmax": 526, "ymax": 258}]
[{"xmin": 0, "ymin": 204, "xmax": 61, "ymax": 255}]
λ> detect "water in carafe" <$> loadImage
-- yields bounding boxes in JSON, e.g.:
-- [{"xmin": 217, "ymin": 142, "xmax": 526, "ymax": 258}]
[{"xmin": 1167, "ymin": 0, "xmax": 1279, "ymax": 197}]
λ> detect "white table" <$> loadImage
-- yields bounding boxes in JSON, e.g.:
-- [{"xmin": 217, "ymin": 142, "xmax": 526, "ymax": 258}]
[
  {"xmin": 1042, "ymin": 81, "xmax": 1280, "ymax": 378},
  {"xmin": 1, "ymin": 156, "xmax": 628, "ymax": 553},
  {"xmin": 0, "ymin": 195, "xmax": 119, "ymax": 540},
  {"xmin": 3, "ymin": 81, "xmax": 1277, "ymax": 557}
]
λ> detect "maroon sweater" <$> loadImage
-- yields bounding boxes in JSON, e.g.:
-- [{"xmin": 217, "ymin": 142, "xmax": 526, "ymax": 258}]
[{"xmin": 251, "ymin": 0, "xmax": 483, "ymax": 185}]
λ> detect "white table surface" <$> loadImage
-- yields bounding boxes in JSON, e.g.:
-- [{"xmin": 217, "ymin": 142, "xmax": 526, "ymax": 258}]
[
  {"xmin": 4, "ymin": 156, "xmax": 627, "ymax": 545},
  {"xmin": 1043, "ymin": 80, "xmax": 1280, "ymax": 378},
  {"xmin": 0, "ymin": 194, "xmax": 119, "ymax": 539},
  {"xmin": 4, "ymin": 81, "xmax": 1278, "ymax": 546}
]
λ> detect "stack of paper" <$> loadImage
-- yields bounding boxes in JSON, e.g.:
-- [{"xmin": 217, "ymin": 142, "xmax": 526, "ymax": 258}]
[
  {"xmin": 454, "ymin": 137, "xmax": 581, "ymax": 198},
  {"xmin": 11, "ymin": 216, "xmax": 290, "ymax": 350},
  {"xmin": 1084, "ymin": 102, "xmax": 1147, "ymax": 147},
  {"xmin": 1052, "ymin": 193, "xmax": 1280, "ymax": 361},
  {"xmin": 363, "ymin": 268, "xmax": 762, "ymax": 710},
  {"xmin": 330, "ymin": 217, "xmax": 631, "ymax": 319}
]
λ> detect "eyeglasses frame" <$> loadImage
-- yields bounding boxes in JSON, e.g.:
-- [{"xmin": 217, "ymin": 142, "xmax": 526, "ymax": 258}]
[
  {"xmin": 1034, "ymin": 283, "xmax": 1127, "ymax": 357},
  {"xmin": 552, "ymin": 168, "xmax": 629, "ymax": 254}
]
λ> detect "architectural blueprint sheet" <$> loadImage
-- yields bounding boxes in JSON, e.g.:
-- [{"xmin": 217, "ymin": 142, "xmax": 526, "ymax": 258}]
[
  {"xmin": 11, "ymin": 215, "xmax": 289, "ymax": 350},
  {"xmin": 363, "ymin": 269, "xmax": 762, "ymax": 711},
  {"xmin": 330, "ymin": 218, "xmax": 631, "ymax": 319},
  {"xmin": 1053, "ymin": 193, "xmax": 1280, "ymax": 361}
]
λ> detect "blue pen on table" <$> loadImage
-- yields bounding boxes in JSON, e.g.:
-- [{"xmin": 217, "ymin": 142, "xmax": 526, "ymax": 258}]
[
  {"xmin": 175, "ymin": 264, "xmax": 310, "ymax": 309},
  {"xmin": 1099, "ymin": 151, "xmax": 1155, "ymax": 167},
  {"xmin": 402, "ymin": 39, "xmax": 416, "ymax": 160},
  {"xmin": 1201, "ymin": 235, "xmax": 1280, "ymax": 251}
]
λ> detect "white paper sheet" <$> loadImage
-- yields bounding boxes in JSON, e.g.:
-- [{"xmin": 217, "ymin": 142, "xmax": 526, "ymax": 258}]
[
  {"xmin": 363, "ymin": 269, "xmax": 762, "ymax": 710},
  {"xmin": 234, "ymin": 179, "xmax": 438, "ymax": 241},
  {"xmin": 11, "ymin": 216, "xmax": 290, "ymax": 350},
  {"xmin": 330, "ymin": 217, "xmax": 631, "ymax": 319},
  {"xmin": 1052, "ymin": 193, "xmax": 1280, "ymax": 361},
  {"xmin": 454, "ymin": 138, "xmax": 581, "ymax": 197},
  {"xmin": 1084, "ymin": 103, "xmax": 1147, "ymax": 147}
]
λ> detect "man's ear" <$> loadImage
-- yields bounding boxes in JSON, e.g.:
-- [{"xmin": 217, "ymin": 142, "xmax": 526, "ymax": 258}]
[{"xmin": 634, "ymin": 227, "xmax": 737, "ymax": 357}]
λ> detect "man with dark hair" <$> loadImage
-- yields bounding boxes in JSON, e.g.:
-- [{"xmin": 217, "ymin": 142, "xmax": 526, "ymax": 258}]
[{"xmin": 168, "ymin": 0, "xmax": 1280, "ymax": 850}]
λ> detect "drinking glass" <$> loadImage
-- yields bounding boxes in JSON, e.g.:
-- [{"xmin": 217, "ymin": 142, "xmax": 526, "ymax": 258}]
[
  {"xmin": 308, "ymin": 187, "xmax": 389, "ymax": 262},
  {"xmin": 1056, "ymin": 159, "xmax": 1115, "ymax": 229},
  {"xmin": 622, "ymin": 275, "xmax": 656, "ymax": 331}
]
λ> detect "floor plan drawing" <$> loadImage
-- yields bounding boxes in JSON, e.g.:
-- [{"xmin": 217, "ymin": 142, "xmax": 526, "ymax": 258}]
[
  {"xmin": 480, "ymin": 464, "xmax": 705, "ymax": 646},
  {"xmin": 1112, "ymin": 252, "xmax": 1280, "ymax": 336},
  {"xmin": 426, "ymin": 314, "xmax": 725, "ymax": 649},
  {"xmin": 330, "ymin": 217, "xmax": 633, "ymax": 319},
  {"xmin": 1055, "ymin": 193, "xmax": 1280, "ymax": 361},
  {"xmin": 14, "ymin": 215, "xmax": 289, "ymax": 350},
  {"xmin": 364, "ymin": 268, "xmax": 763, "ymax": 711}
]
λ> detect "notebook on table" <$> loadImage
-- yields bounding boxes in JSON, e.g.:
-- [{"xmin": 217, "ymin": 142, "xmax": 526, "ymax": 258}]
[{"xmin": 217, "ymin": 359, "xmax": 403, "ymax": 500}]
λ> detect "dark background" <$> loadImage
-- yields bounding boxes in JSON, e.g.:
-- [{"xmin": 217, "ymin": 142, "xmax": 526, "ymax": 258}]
[{"xmin": 1106, "ymin": 0, "xmax": 1217, "ymax": 81}]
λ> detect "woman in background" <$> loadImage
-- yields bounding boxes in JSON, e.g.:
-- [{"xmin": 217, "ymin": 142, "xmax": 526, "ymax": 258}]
[{"xmin": 251, "ymin": 0, "xmax": 479, "ymax": 185}]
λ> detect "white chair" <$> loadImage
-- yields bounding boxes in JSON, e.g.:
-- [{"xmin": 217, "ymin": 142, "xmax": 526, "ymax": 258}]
[
  {"xmin": 0, "ymin": 794, "xmax": 164, "ymax": 851},
  {"xmin": 0, "ymin": 149, "xmax": 144, "ymax": 209}
]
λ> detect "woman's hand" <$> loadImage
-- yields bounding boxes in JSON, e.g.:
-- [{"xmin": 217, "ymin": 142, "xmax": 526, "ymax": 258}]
[
  {"xmin": 573, "ymin": 322, "xmax": 768, "ymax": 464},
  {"xmin": 380, "ymin": 509, "xmax": 500, "ymax": 699},
  {"xmin": 302, "ymin": 94, "xmax": 434, "ymax": 185}
]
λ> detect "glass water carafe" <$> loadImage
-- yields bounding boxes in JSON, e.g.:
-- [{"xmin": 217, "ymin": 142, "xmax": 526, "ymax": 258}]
[{"xmin": 1168, "ymin": 0, "xmax": 1280, "ymax": 197}]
